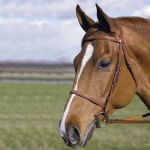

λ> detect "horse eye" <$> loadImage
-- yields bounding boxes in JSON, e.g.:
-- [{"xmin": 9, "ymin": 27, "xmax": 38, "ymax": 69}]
[{"xmin": 98, "ymin": 60, "xmax": 111, "ymax": 70}]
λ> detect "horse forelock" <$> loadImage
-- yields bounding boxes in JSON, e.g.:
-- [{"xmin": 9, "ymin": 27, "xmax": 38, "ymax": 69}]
[
  {"xmin": 81, "ymin": 22, "xmax": 119, "ymax": 47},
  {"xmin": 81, "ymin": 25, "xmax": 99, "ymax": 47}
]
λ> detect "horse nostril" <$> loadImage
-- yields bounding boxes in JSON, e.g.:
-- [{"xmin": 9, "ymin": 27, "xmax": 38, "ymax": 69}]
[{"xmin": 68, "ymin": 126, "xmax": 80, "ymax": 145}]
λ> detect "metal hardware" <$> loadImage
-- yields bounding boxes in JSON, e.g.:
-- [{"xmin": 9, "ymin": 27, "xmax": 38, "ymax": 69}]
[{"xmin": 94, "ymin": 112, "xmax": 107, "ymax": 128}]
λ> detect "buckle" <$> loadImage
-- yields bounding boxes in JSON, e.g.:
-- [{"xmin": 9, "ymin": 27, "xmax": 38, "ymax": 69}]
[{"xmin": 94, "ymin": 112, "xmax": 107, "ymax": 128}]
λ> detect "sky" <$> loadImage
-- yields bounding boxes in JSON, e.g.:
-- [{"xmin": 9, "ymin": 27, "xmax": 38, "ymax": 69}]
[{"xmin": 0, "ymin": 0, "xmax": 150, "ymax": 63}]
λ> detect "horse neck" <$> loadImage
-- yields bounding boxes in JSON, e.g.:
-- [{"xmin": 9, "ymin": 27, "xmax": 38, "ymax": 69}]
[{"xmin": 123, "ymin": 26, "xmax": 150, "ymax": 109}]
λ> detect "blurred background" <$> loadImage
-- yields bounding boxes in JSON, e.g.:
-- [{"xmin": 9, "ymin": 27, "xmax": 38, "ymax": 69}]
[
  {"xmin": 1, "ymin": 0, "xmax": 150, "ymax": 63},
  {"xmin": 0, "ymin": 0, "xmax": 150, "ymax": 150}
]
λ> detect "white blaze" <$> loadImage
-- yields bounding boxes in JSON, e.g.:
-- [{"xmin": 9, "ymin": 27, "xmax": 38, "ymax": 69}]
[{"xmin": 59, "ymin": 44, "xmax": 94, "ymax": 136}]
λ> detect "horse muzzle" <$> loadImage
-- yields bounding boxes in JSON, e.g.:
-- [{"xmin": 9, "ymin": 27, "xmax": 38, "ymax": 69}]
[{"xmin": 59, "ymin": 120, "xmax": 96, "ymax": 148}]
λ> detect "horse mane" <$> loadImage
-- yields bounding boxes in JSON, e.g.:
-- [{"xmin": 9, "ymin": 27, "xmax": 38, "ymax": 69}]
[
  {"xmin": 116, "ymin": 17, "xmax": 150, "ymax": 27},
  {"xmin": 115, "ymin": 17, "xmax": 150, "ymax": 38},
  {"xmin": 81, "ymin": 17, "xmax": 150, "ymax": 46}
]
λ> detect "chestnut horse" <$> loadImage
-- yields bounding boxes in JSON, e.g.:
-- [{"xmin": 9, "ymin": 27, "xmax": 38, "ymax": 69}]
[{"xmin": 59, "ymin": 4, "xmax": 150, "ymax": 148}]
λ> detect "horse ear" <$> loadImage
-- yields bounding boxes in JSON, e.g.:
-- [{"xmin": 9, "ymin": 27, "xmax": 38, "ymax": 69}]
[
  {"xmin": 76, "ymin": 4, "xmax": 95, "ymax": 32},
  {"xmin": 96, "ymin": 3, "xmax": 117, "ymax": 32}
]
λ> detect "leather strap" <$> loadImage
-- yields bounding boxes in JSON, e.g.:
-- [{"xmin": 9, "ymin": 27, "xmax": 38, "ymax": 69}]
[
  {"xmin": 85, "ymin": 35, "xmax": 123, "ymax": 44},
  {"xmin": 107, "ymin": 112, "xmax": 150, "ymax": 124},
  {"xmin": 107, "ymin": 120, "xmax": 150, "ymax": 124},
  {"xmin": 70, "ymin": 90, "xmax": 104, "ymax": 109},
  {"xmin": 104, "ymin": 25, "xmax": 124, "ymax": 113}
]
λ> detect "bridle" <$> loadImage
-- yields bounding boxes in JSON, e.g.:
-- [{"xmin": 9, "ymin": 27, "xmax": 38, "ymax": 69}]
[{"xmin": 70, "ymin": 24, "xmax": 150, "ymax": 128}]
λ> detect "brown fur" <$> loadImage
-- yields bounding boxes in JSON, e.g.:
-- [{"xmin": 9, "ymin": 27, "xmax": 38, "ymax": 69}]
[{"xmin": 60, "ymin": 4, "xmax": 150, "ymax": 148}]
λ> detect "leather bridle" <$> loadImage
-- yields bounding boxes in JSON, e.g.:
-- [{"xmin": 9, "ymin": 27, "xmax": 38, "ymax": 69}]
[{"xmin": 70, "ymin": 24, "xmax": 150, "ymax": 128}]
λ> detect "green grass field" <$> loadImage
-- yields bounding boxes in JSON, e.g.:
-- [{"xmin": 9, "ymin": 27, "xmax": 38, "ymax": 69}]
[{"xmin": 0, "ymin": 83, "xmax": 149, "ymax": 150}]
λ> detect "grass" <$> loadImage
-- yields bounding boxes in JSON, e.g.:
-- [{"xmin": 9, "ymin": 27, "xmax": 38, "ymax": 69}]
[
  {"xmin": 0, "ymin": 72, "xmax": 75, "ymax": 80},
  {"xmin": 0, "ymin": 83, "xmax": 149, "ymax": 150}
]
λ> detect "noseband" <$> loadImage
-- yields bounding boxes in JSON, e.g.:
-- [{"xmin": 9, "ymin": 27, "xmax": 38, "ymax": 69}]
[{"xmin": 70, "ymin": 24, "xmax": 150, "ymax": 128}]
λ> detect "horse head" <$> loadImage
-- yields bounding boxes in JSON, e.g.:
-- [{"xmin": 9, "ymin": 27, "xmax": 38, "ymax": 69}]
[{"xmin": 58, "ymin": 4, "xmax": 145, "ymax": 148}]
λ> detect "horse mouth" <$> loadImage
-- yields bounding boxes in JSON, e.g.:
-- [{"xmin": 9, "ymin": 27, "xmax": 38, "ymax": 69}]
[{"xmin": 71, "ymin": 121, "xmax": 96, "ymax": 148}]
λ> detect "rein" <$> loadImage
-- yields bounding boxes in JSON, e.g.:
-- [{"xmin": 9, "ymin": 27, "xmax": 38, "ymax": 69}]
[{"xmin": 70, "ymin": 24, "xmax": 150, "ymax": 128}]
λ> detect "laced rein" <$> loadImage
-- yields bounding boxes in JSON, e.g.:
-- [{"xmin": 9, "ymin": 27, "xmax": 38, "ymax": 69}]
[{"xmin": 70, "ymin": 25, "xmax": 150, "ymax": 128}]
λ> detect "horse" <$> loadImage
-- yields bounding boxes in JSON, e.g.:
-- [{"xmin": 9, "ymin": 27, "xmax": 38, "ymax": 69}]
[{"xmin": 59, "ymin": 4, "xmax": 150, "ymax": 148}]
